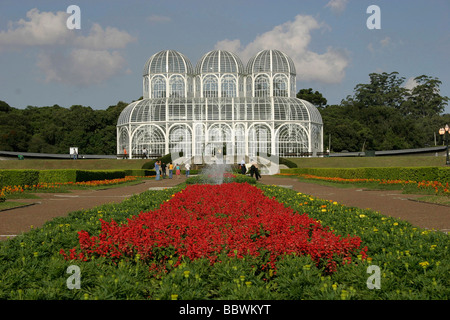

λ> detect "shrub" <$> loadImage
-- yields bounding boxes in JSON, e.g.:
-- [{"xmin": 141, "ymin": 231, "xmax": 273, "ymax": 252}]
[
  {"xmin": 39, "ymin": 170, "xmax": 78, "ymax": 183},
  {"xmin": 74, "ymin": 170, "xmax": 126, "ymax": 182},
  {"xmin": 0, "ymin": 169, "xmax": 40, "ymax": 188},
  {"xmin": 123, "ymin": 169, "xmax": 155, "ymax": 177},
  {"xmin": 281, "ymin": 166, "xmax": 450, "ymax": 183},
  {"xmin": 0, "ymin": 169, "xmax": 134, "ymax": 187},
  {"xmin": 279, "ymin": 157, "xmax": 298, "ymax": 168}
]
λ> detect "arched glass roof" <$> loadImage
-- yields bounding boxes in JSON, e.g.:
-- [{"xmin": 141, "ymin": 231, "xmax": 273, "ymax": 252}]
[
  {"xmin": 195, "ymin": 50, "xmax": 244, "ymax": 74},
  {"xmin": 273, "ymin": 97, "xmax": 323, "ymax": 124},
  {"xmin": 118, "ymin": 97, "xmax": 322, "ymax": 125},
  {"xmin": 143, "ymin": 50, "xmax": 194, "ymax": 76},
  {"xmin": 247, "ymin": 49, "xmax": 296, "ymax": 75}
]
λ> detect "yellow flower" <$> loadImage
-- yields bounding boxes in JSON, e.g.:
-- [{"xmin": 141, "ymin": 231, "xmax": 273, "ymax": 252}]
[
  {"xmin": 419, "ymin": 261, "xmax": 429, "ymax": 268},
  {"xmin": 171, "ymin": 294, "xmax": 178, "ymax": 300},
  {"xmin": 183, "ymin": 270, "xmax": 190, "ymax": 278}
]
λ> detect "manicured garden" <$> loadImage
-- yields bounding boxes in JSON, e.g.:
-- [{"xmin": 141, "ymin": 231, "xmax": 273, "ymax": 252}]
[{"xmin": 0, "ymin": 172, "xmax": 448, "ymax": 300}]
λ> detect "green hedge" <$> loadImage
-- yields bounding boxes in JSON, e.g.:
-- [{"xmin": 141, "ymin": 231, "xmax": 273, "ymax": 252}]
[
  {"xmin": 281, "ymin": 167, "xmax": 450, "ymax": 183},
  {"xmin": 74, "ymin": 170, "xmax": 126, "ymax": 182},
  {"xmin": 0, "ymin": 169, "xmax": 40, "ymax": 187},
  {"xmin": 0, "ymin": 169, "xmax": 138, "ymax": 187},
  {"xmin": 39, "ymin": 170, "xmax": 78, "ymax": 183},
  {"xmin": 123, "ymin": 169, "xmax": 155, "ymax": 177}
]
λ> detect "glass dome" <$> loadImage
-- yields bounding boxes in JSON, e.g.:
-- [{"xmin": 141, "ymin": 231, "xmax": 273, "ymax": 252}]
[
  {"xmin": 195, "ymin": 50, "xmax": 244, "ymax": 74},
  {"xmin": 246, "ymin": 49, "xmax": 296, "ymax": 75},
  {"xmin": 143, "ymin": 50, "xmax": 194, "ymax": 76},
  {"xmin": 119, "ymin": 49, "xmax": 323, "ymax": 161}
]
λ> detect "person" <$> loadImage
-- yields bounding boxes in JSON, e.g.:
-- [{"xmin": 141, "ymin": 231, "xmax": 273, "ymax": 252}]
[
  {"xmin": 253, "ymin": 161, "xmax": 261, "ymax": 181},
  {"xmin": 250, "ymin": 164, "xmax": 255, "ymax": 178},
  {"xmin": 175, "ymin": 164, "xmax": 181, "ymax": 179},
  {"xmin": 123, "ymin": 148, "xmax": 127, "ymax": 159},
  {"xmin": 250, "ymin": 159, "xmax": 261, "ymax": 181},
  {"xmin": 185, "ymin": 163, "xmax": 190, "ymax": 178},
  {"xmin": 142, "ymin": 147, "xmax": 148, "ymax": 159},
  {"xmin": 240, "ymin": 162, "xmax": 246, "ymax": 175},
  {"xmin": 168, "ymin": 162, "xmax": 173, "ymax": 179},
  {"xmin": 155, "ymin": 160, "xmax": 160, "ymax": 181},
  {"xmin": 161, "ymin": 162, "xmax": 167, "ymax": 178}
]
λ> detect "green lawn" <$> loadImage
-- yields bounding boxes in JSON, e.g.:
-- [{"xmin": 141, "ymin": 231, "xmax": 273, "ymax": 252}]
[
  {"xmin": 0, "ymin": 159, "xmax": 150, "ymax": 170},
  {"xmin": 0, "ymin": 201, "xmax": 29, "ymax": 211},
  {"xmin": 290, "ymin": 155, "xmax": 447, "ymax": 168}
]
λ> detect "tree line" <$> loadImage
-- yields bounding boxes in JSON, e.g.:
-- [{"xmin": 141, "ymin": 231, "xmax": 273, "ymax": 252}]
[
  {"xmin": 0, "ymin": 100, "xmax": 128, "ymax": 155},
  {"xmin": 1, "ymin": 71, "xmax": 449, "ymax": 155},
  {"xmin": 298, "ymin": 72, "xmax": 449, "ymax": 152}
]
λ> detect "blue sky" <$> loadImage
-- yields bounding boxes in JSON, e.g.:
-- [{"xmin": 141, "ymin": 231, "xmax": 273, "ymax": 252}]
[{"xmin": 0, "ymin": 0, "xmax": 449, "ymax": 113}]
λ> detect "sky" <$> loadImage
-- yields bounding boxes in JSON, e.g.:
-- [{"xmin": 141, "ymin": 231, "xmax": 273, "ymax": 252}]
[{"xmin": 0, "ymin": 0, "xmax": 449, "ymax": 113}]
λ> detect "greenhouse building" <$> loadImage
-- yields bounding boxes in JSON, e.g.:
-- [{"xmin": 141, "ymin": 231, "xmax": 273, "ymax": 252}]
[{"xmin": 117, "ymin": 49, "xmax": 323, "ymax": 164}]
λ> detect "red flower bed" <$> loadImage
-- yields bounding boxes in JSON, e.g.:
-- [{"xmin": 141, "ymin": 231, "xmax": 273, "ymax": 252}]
[{"xmin": 61, "ymin": 183, "xmax": 367, "ymax": 273}]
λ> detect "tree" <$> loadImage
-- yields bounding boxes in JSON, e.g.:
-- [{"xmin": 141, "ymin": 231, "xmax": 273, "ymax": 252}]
[
  {"xmin": 297, "ymin": 88, "xmax": 327, "ymax": 108},
  {"xmin": 0, "ymin": 100, "xmax": 12, "ymax": 113},
  {"xmin": 402, "ymin": 75, "xmax": 449, "ymax": 118},
  {"xmin": 351, "ymin": 72, "xmax": 408, "ymax": 109}
]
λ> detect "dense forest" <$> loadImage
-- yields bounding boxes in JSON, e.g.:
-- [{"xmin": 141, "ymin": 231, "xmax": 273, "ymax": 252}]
[{"xmin": 1, "ymin": 71, "xmax": 449, "ymax": 155}]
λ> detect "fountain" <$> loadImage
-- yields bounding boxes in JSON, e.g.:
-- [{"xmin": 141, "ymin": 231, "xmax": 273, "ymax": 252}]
[
  {"xmin": 199, "ymin": 163, "xmax": 233, "ymax": 185},
  {"xmin": 199, "ymin": 147, "xmax": 233, "ymax": 185}
]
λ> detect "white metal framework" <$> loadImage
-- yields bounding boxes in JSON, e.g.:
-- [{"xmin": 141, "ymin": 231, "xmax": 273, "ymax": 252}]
[{"xmin": 117, "ymin": 49, "xmax": 323, "ymax": 160}]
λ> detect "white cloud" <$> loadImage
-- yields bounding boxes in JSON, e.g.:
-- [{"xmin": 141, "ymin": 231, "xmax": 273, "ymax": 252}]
[
  {"xmin": 403, "ymin": 77, "xmax": 418, "ymax": 90},
  {"xmin": 367, "ymin": 36, "xmax": 394, "ymax": 53},
  {"xmin": 37, "ymin": 49, "xmax": 127, "ymax": 86},
  {"xmin": 215, "ymin": 14, "xmax": 349, "ymax": 84},
  {"xmin": 0, "ymin": 8, "xmax": 135, "ymax": 86},
  {"xmin": 0, "ymin": 8, "xmax": 70, "ymax": 49},
  {"xmin": 73, "ymin": 23, "xmax": 135, "ymax": 50},
  {"xmin": 325, "ymin": 0, "xmax": 349, "ymax": 14}
]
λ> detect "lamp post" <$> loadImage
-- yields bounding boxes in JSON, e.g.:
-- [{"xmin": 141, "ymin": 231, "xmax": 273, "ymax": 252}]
[{"xmin": 439, "ymin": 124, "xmax": 450, "ymax": 165}]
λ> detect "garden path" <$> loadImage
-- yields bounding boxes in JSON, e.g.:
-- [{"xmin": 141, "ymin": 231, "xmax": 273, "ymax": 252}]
[{"xmin": 1, "ymin": 174, "xmax": 448, "ymax": 241}]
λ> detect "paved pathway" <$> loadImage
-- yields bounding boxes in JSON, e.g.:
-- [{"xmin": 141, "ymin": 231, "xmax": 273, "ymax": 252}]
[{"xmin": 1, "ymin": 175, "xmax": 449, "ymax": 240}]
